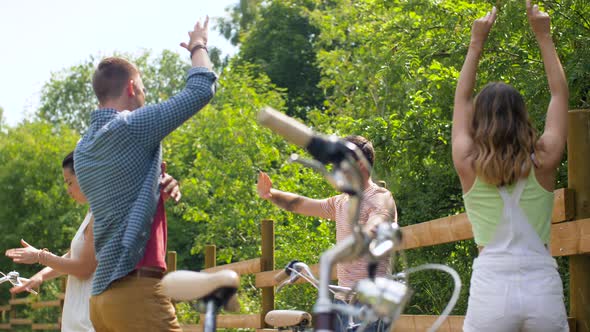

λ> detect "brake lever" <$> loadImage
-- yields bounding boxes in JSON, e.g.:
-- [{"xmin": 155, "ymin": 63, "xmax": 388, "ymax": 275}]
[
  {"xmin": 368, "ymin": 223, "xmax": 402, "ymax": 259},
  {"xmin": 0, "ymin": 271, "xmax": 38, "ymax": 295},
  {"xmin": 289, "ymin": 154, "xmax": 357, "ymax": 194}
]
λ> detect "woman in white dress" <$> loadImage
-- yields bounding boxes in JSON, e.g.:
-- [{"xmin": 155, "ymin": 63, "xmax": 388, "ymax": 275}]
[{"xmin": 6, "ymin": 151, "xmax": 96, "ymax": 331}]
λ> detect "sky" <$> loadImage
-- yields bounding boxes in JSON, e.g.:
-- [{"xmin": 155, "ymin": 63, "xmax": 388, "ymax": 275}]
[{"xmin": 0, "ymin": 0, "xmax": 240, "ymax": 126}]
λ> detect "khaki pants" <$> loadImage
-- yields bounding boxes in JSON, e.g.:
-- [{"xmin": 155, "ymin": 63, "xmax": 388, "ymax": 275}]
[{"xmin": 89, "ymin": 275, "xmax": 182, "ymax": 332}]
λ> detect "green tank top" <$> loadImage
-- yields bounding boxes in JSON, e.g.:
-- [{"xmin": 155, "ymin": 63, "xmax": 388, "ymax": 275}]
[{"xmin": 463, "ymin": 168, "xmax": 554, "ymax": 246}]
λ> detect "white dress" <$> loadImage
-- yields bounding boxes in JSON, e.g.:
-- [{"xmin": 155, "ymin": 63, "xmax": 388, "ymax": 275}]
[{"xmin": 61, "ymin": 212, "xmax": 95, "ymax": 332}]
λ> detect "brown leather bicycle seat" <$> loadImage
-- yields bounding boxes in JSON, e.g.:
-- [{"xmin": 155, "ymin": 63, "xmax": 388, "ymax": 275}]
[
  {"xmin": 161, "ymin": 270, "xmax": 240, "ymax": 311},
  {"xmin": 265, "ymin": 310, "xmax": 312, "ymax": 328}
]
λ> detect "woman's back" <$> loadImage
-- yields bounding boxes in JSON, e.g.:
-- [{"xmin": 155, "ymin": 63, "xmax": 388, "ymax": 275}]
[{"xmin": 463, "ymin": 168, "xmax": 553, "ymax": 247}]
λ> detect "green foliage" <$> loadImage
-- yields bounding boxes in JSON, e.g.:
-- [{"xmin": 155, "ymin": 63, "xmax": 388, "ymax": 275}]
[
  {"xmin": 230, "ymin": 0, "xmax": 325, "ymax": 117},
  {"xmin": 0, "ymin": 106, "xmax": 5, "ymax": 130}
]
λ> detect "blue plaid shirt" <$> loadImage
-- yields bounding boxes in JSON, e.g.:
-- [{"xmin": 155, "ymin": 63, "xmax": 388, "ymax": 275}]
[{"xmin": 75, "ymin": 67, "xmax": 217, "ymax": 295}]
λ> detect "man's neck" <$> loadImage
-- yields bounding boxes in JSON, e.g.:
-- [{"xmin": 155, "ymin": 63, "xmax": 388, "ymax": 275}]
[{"xmin": 99, "ymin": 100, "xmax": 129, "ymax": 112}]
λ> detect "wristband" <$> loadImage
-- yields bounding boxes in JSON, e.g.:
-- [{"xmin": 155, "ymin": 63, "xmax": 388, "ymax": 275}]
[{"xmin": 190, "ymin": 44, "xmax": 208, "ymax": 58}]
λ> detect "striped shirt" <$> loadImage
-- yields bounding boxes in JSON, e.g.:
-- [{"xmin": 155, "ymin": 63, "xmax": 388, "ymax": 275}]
[
  {"xmin": 75, "ymin": 67, "xmax": 216, "ymax": 295},
  {"xmin": 320, "ymin": 181, "xmax": 397, "ymax": 291}
]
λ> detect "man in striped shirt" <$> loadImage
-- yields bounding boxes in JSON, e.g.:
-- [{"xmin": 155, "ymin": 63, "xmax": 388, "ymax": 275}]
[
  {"xmin": 74, "ymin": 17, "xmax": 216, "ymax": 331},
  {"xmin": 257, "ymin": 135, "xmax": 397, "ymax": 332}
]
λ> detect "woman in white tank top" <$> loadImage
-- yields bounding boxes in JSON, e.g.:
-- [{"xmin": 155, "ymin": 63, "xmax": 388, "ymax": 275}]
[
  {"xmin": 5, "ymin": 153, "xmax": 182, "ymax": 331},
  {"xmin": 5, "ymin": 152, "xmax": 97, "ymax": 331}
]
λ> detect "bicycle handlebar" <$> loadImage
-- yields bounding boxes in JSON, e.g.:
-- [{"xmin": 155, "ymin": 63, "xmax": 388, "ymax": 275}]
[
  {"xmin": 258, "ymin": 107, "xmax": 362, "ymax": 166},
  {"xmin": 258, "ymin": 106, "xmax": 313, "ymax": 149}
]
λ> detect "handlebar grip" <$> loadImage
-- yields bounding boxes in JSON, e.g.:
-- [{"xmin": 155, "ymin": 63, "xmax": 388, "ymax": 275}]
[
  {"xmin": 274, "ymin": 269, "xmax": 290, "ymax": 283},
  {"xmin": 257, "ymin": 106, "xmax": 313, "ymax": 149}
]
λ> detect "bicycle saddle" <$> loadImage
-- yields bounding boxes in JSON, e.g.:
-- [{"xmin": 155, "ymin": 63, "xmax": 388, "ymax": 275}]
[
  {"xmin": 161, "ymin": 270, "xmax": 240, "ymax": 312},
  {"xmin": 265, "ymin": 310, "xmax": 312, "ymax": 328}
]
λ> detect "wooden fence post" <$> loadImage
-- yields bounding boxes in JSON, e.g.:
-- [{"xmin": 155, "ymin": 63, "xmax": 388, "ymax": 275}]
[
  {"xmin": 205, "ymin": 245, "xmax": 216, "ymax": 269},
  {"xmin": 167, "ymin": 251, "xmax": 177, "ymax": 273},
  {"xmin": 568, "ymin": 109, "xmax": 590, "ymax": 332},
  {"xmin": 261, "ymin": 219, "xmax": 275, "ymax": 328}
]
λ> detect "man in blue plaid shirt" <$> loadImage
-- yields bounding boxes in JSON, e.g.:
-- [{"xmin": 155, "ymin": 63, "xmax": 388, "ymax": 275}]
[{"xmin": 75, "ymin": 17, "xmax": 216, "ymax": 331}]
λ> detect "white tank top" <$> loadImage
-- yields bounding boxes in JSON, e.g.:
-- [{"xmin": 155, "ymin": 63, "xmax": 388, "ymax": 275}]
[{"xmin": 61, "ymin": 211, "xmax": 95, "ymax": 332}]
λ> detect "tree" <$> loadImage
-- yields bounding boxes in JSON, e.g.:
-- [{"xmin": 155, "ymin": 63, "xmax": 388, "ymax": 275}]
[
  {"xmin": 220, "ymin": 0, "xmax": 325, "ymax": 118},
  {"xmin": 0, "ymin": 106, "xmax": 5, "ymax": 130},
  {"xmin": 0, "ymin": 121, "xmax": 82, "ymax": 301}
]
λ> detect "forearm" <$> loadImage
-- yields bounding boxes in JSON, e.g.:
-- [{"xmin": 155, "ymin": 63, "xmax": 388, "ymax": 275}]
[
  {"xmin": 536, "ymin": 35, "xmax": 568, "ymax": 99},
  {"xmin": 191, "ymin": 48, "xmax": 212, "ymax": 71},
  {"xmin": 453, "ymin": 44, "xmax": 483, "ymax": 138},
  {"xmin": 127, "ymin": 67, "xmax": 217, "ymax": 147},
  {"xmin": 268, "ymin": 189, "xmax": 306, "ymax": 213},
  {"xmin": 34, "ymin": 266, "xmax": 63, "ymax": 283},
  {"xmin": 39, "ymin": 252, "xmax": 94, "ymax": 280},
  {"xmin": 455, "ymin": 44, "xmax": 483, "ymax": 105}
]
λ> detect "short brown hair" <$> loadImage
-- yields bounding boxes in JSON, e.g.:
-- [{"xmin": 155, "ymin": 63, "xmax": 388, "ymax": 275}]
[
  {"xmin": 92, "ymin": 57, "xmax": 139, "ymax": 103},
  {"xmin": 344, "ymin": 135, "xmax": 375, "ymax": 167}
]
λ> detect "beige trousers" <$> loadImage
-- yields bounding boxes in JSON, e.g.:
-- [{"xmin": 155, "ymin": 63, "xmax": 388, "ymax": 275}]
[{"xmin": 89, "ymin": 275, "xmax": 182, "ymax": 332}]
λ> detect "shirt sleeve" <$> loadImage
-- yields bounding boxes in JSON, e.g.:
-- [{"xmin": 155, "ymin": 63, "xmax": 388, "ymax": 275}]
[
  {"xmin": 319, "ymin": 195, "xmax": 339, "ymax": 221},
  {"xmin": 368, "ymin": 191, "xmax": 397, "ymax": 224},
  {"xmin": 121, "ymin": 67, "xmax": 217, "ymax": 149}
]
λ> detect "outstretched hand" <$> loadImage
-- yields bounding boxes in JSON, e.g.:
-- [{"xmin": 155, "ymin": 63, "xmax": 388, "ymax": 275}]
[
  {"xmin": 10, "ymin": 275, "xmax": 42, "ymax": 294},
  {"xmin": 5, "ymin": 239, "xmax": 40, "ymax": 264},
  {"xmin": 470, "ymin": 6, "xmax": 497, "ymax": 47},
  {"xmin": 180, "ymin": 16, "xmax": 209, "ymax": 52},
  {"xmin": 257, "ymin": 172, "xmax": 273, "ymax": 200},
  {"xmin": 526, "ymin": 0, "xmax": 551, "ymax": 37}
]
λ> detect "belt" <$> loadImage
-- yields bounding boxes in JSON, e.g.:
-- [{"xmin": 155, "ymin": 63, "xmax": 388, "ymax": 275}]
[{"xmin": 127, "ymin": 267, "xmax": 165, "ymax": 279}]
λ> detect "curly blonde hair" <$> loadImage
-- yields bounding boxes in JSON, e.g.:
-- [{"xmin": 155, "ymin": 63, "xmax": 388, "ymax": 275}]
[{"xmin": 472, "ymin": 82, "xmax": 537, "ymax": 186}]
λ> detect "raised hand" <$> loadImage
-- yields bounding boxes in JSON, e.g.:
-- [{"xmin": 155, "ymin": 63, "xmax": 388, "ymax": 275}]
[
  {"xmin": 5, "ymin": 239, "xmax": 40, "ymax": 264},
  {"xmin": 526, "ymin": 0, "xmax": 551, "ymax": 37},
  {"xmin": 470, "ymin": 6, "xmax": 497, "ymax": 47},
  {"xmin": 180, "ymin": 16, "xmax": 209, "ymax": 52},
  {"xmin": 257, "ymin": 171, "xmax": 273, "ymax": 200}
]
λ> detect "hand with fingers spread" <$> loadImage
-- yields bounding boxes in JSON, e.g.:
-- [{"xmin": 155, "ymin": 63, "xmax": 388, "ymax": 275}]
[
  {"xmin": 160, "ymin": 162, "xmax": 182, "ymax": 203},
  {"xmin": 470, "ymin": 6, "xmax": 497, "ymax": 47},
  {"xmin": 526, "ymin": 0, "xmax": 551, "ymax": 38},
  {"xmin": 257, "ymin": 171, "xmax": 274, "ymax": 200},
  {"xmin": 5, "ymin": 239, "xmax": 42, "ymax": 264},
  {"xmin": 180, "ymin": 16, "xmax": 209, "ymax": 53}
]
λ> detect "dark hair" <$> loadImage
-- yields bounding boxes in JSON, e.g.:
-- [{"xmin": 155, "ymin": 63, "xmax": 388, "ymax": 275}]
[
  {"xmin": 343, "ymin": 135, "xmax": 375, "ymax": 167},
  {"xmin": 472, "ymin": 82, "xmax": 537, "ymax": 186},
  {"xmin": 62, "ymin": 151, "xmax": 75, "ymax": 174},
  {"xmin": 92, "ymin": 57, "xmax": 139, "ymax": 103}
]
